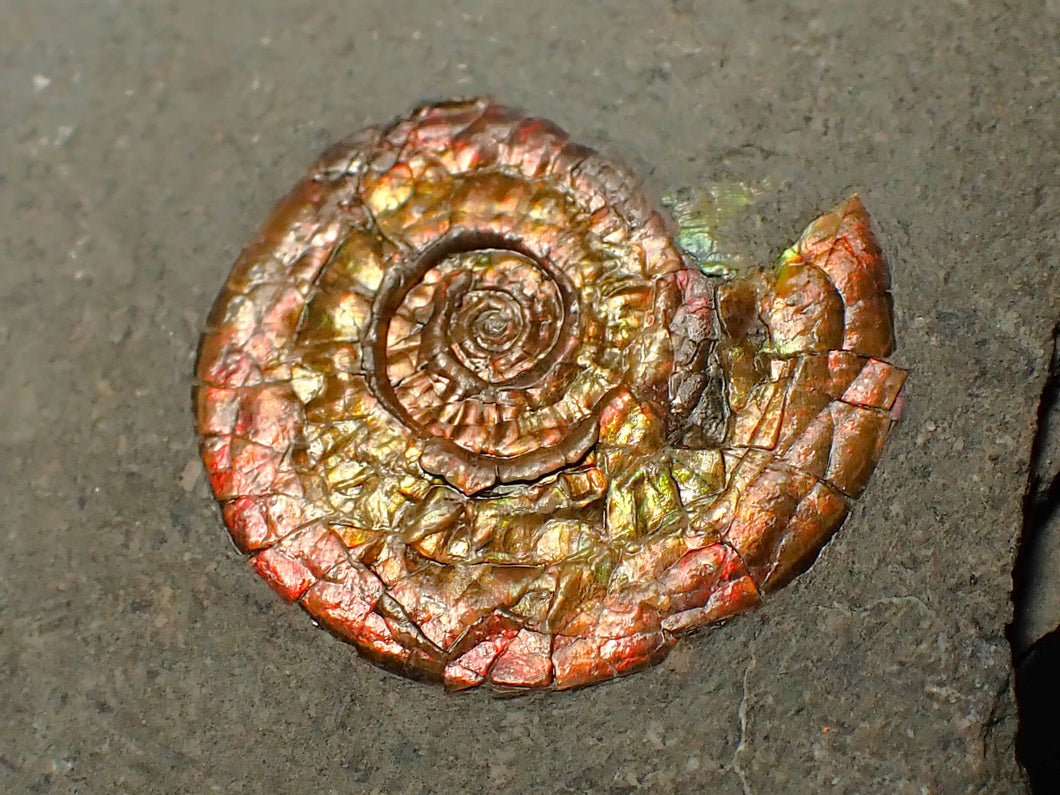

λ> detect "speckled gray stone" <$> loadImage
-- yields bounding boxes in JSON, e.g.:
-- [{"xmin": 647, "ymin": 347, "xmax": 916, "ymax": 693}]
[{"xmin": 1, "ymin": 1, "xmax": 1057, "ymax": 792}]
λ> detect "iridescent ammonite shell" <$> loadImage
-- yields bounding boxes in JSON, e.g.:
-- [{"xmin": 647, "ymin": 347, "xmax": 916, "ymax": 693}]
[{"xmin": 196, "ymin": 99, "xmax": 908, "ymax": 690}]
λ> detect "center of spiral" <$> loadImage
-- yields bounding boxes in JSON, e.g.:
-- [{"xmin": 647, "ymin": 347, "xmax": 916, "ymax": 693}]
[
  {"xmin": 406, "ymin": 249, "xmax": 564, "ymax": 388},
  {"xmin": 370, "ymin": 229, "xmax": 597, "ymax": 495},
  {"xmin": 451, "ymin": 288, "xmax": 527, "ymax": 375},
  {"xmin": 469, "ymin": 303, "xmax": 517, "ymax": 348}
]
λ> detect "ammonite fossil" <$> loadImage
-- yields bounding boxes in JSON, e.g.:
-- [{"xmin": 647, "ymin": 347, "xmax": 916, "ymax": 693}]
[{"xmin": 196, "ymin": 99, "xmax": 907, "ymax": 690}]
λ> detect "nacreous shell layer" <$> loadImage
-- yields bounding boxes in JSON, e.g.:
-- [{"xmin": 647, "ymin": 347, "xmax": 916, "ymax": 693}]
[{"xmin": 195, "ymin": 99, "xmax": 907, "ymax": 690}]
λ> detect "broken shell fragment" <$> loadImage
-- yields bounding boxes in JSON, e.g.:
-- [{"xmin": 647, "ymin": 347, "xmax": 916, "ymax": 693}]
[{"xmin": 195, "ymin": 99, "xmax": 907, "ymax": 690}]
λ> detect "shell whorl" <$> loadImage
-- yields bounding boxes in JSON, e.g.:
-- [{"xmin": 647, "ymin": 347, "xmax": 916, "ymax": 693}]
[{"xmin": 196, "ymin": 99, "xmax": 907, "ymax": 690}]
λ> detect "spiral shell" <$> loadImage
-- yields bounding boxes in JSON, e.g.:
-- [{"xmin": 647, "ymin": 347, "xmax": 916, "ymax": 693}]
[{"xmin": 196, "ymin": 99, "xmax": 907, "ymax": 690}]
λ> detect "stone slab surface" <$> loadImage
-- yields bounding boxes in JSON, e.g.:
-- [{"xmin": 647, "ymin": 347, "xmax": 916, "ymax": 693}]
[{"xmin": 1, "ymin": 1, "xmax": 1056, "ymax": 792}]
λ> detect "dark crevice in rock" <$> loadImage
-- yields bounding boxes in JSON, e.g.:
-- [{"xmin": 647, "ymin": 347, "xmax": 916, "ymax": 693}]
[{"xmin": 1010, "ymin": 322, "xmax": 1060, "ymax": 791}]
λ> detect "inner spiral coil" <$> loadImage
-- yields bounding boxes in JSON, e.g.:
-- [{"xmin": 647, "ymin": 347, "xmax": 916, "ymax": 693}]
[{"xmin": 310, "ymin": 107, "xmax": 683, "ymax": 497}]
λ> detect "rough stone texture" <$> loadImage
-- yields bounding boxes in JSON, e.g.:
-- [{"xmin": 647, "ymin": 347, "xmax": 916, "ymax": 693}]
[{"xmin": 1, "ymin": 1, "xmax": 1055, "ymax": 792}]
